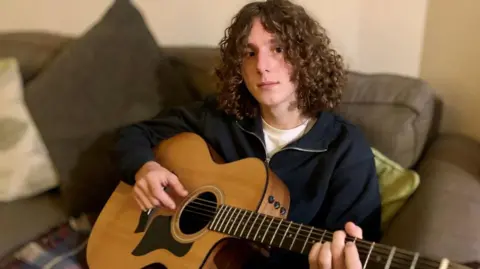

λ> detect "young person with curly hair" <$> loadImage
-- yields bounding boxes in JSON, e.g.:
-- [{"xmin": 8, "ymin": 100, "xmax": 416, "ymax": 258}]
[{"xmin": 113, "ymin": 0, "xmax": 381, "ymax": 268}]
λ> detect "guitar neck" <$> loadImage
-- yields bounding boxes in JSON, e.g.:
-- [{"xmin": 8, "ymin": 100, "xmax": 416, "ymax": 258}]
[{"xmin": 208, "ymin": 204, "xmax": 461, "ymax": 269}]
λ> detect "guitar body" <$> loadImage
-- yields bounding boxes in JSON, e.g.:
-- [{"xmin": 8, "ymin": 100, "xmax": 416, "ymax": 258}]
[{"xmin": 86, "ymin": 132, "xmax": 291, "ymax": 269}]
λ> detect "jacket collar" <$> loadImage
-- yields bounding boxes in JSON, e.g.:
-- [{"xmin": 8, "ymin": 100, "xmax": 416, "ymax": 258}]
[{"xmin": 235, "ymin": 111, "xmax": 337, "ymax": 151}]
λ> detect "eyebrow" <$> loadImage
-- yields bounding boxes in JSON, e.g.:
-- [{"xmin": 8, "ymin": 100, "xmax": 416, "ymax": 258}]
[{"xmin": 246, "ymin": 37, "xmax": 281, "ymax": 49}]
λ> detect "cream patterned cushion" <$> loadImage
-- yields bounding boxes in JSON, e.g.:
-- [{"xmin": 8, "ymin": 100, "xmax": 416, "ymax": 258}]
[{"xmin": 0, "ymin": 58, "xmax": 58, "ymax": 201}]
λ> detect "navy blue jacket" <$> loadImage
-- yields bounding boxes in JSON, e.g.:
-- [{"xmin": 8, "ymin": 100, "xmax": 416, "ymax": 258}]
[{"xmin": 113, "ymin": 95, "xmax": 382, "ymax": 268}]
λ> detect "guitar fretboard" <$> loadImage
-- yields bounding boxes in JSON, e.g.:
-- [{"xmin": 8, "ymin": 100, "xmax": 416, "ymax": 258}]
[{"xmin": 208, "ymin": 204, "xmax": 460, "ymax": 269}]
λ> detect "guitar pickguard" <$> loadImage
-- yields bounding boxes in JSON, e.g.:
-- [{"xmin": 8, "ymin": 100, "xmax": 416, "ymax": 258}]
[
  {"xmin": 131, "ymin": 214, "xmax": 192, "ymax": 257},
  {"xmin": 134, "ymin": 210, "xmax": 150, "ymax": 233}
]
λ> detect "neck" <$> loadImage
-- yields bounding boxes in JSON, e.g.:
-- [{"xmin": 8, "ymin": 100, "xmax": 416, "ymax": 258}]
[
  {"xmin": 208, "ymin": 204, "xmax": 465, "ymax": 269},
  {"xmin": 260, "ymin": 104, "xmax": 306, "ymax": 130}
]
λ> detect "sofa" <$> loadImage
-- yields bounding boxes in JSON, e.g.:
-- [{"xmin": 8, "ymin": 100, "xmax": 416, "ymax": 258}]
[{"xmin": 1, "ymin": 0, "xmax": 479, "ymax": 266}]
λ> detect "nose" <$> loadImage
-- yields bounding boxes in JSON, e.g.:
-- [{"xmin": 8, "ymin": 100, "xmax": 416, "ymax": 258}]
[{"xmin": 256, "ymin": 49, "xmax": 272, "ymax": 74}]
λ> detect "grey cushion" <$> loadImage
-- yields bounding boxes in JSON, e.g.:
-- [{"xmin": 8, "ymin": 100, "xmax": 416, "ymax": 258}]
[
  {"xmin": 335, "ymin": 71, "xmax": 437, "ymax": 167},
  {"xmin": 24, "ymin": 0, "xmax": 196, "ymax": 216},
  {"xmin": 0, "ymin": 192, "xmax": 66, "ymax": 257},
  {"xmin": 0, "ymin": 32, "xmax": 72, "ymax": 83},
  {"xmin": 163, "ymin": 47, "xmax": 220, "ymax": 98},
  {"xmin": 381, "ymin": 134, "xmax": 480, "ymax": 263}
]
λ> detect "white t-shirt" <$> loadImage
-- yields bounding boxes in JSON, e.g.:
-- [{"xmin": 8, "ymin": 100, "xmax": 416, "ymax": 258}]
[{"xmin": 262, "ymin": 117, "xmax": 315, "ymax": 159}]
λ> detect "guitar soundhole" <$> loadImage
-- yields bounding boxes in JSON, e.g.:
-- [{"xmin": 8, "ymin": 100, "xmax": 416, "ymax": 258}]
[{"xmin": 179, "ymin": 191, "xmax": 217, "ymax": 235}]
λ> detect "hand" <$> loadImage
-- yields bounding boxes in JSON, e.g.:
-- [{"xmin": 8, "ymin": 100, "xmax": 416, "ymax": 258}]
[
  {"xmin": 308, "ymin": 222, "xmax": 363, "ymax": 269},
  {"xmin": 133, "ymin": 161, "xmax": 188, "ymax": 211}
]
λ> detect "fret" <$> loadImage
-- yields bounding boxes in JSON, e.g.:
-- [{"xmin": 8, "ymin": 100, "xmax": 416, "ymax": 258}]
[
  {"xmin": 253, "ymin": 215, "xmax": 268, "ymax": 241},
  {"xmin": 261, "ymin": 216, "xmax": 275, "ymax": 243},
  {"xmin": 209, "ymin": 205, "xmax": 220, "ymax": 229},
  {"xmin": 269, "ymin": 219, "xmax": 284, "ymax": 245},
  {"xmin": 385, "ymin": 246, "xmax": 396, "ymax": 269},
  {"xmin": 290, "ymin": 223, "xmax": 302, "ymax": 251},
  {"xmin": 279, "ymin": 222, "xmax": 292, "ymax": 248},
  {"xmin": 210, "ymin": 205, "xmax": 226, "ymax": 231},
  {"xmin": 227, "ymin": 208, "xmax": 241, "ymax": 235},
  {"xmin": 239, "ymin": 211, "xmax": 254, "ymax": 238},
  {"xmin": 362, "ymin": 242, "xmax": 375, "ymax": 269},
  {"xmin": 224, "ymin": 207, "xmax": 237, "ymax": 233},
  {"xmin": 246, "ymin": 213, "xmax": 260, "ymax": 240},
  {"xmin": 319, "ymin": 229, "xmax": 326, "ymax": 243},
  {"xmin": 301, "ymin": 226, "xmax": 314, "ymax": 254},
  {"xmin": 233, "ymin": 209, "xmax": 248, "ymax": 237},
  {"xmin": 218, "ymin": 206, "xmax": 233, "ymax": 233},
  {"xmin": 410, "ymin": 252, "xmax": 419, "ymax": 269}
]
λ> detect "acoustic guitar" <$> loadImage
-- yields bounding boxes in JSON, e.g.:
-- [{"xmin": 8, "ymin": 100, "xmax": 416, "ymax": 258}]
[{"xmin": 86, "ymin": 132, "xmax": 470, "ymax": 269}]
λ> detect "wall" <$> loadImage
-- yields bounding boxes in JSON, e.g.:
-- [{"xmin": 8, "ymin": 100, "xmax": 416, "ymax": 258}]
[
  {"xmin": 0, "ymin": 0, "xmax": 428, "ymax": 78},
  {"xmin": 420, "ymin": 0, "xmax": 480, "ymax": 142}
]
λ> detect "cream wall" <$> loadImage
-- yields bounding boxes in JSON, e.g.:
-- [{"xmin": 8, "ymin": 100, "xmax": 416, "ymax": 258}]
[
  {"xmin": 0, "ymin": 0, "xmax": 428, "ymax": 78},
  {"xmin": 420, "ymin": 0, "xmax": 480, "ymax": 142}
]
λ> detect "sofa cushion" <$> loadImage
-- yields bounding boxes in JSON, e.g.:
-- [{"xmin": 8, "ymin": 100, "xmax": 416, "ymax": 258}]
[
  {"xmin": 0, "ymin": 32, "xmax": 71, "ymax": 83},
  {"xmin": 24, "ymin": 0, "xmax": 197, "ymax": 216},
  {"xmin": 163, "ymin": 47, "xmax": 220, "ymax": 98},
  {"xmin": 372, "ymin": 147, "xmax": 419, "ymax": 230},
  {"xmin": 335, "ymin": 71, "xmax": 438, "ymax": 168},
  {"xmin": 0, "ymin": 58, "xmax": 59, "ymax": 202},
  {"xmin": 381, "ymin": 134, "xmax": 480, "ymax": 263}
]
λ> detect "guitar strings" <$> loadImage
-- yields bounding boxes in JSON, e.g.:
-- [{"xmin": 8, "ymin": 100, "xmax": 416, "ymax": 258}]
[
  {"xmin": 166, "ymin": 198, "xmax": 442, "ymax": 269},
  {"xmin": 183, "ymin": 199, "xmax": 435, "ymax": 268},
  {"xmin": 178, "ymin": 206, "xmax": 438, "ymax": 269},
  {"xmin": 179, "ymin": 202, "xmax": 436, "ymax": 269},
  {"xmin": 183, "ymin": 198, "xmax": 434, "ymax": 263}
]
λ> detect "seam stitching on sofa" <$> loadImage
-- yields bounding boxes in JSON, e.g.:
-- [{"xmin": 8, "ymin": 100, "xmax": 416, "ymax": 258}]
[{"xmin": 339, "ymin": 102, "xmax": 422, "ymax": 116}]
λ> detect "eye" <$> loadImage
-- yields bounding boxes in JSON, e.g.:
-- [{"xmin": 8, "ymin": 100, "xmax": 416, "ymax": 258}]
[
  {"xmin": 246, "ymin": 51, "xmax": 255, "ymax": 57},
  {"xmin": 274, "ymin": 47, "xmax": 283, "ymax": 53}
]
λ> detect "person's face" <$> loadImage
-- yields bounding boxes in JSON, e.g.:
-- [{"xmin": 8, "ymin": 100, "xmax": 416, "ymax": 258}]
[{"xmin": 241, "ymin": 18, "xmax": 297, "ymax": 110}]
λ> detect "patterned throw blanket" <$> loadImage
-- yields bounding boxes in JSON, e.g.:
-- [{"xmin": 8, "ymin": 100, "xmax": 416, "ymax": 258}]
[{"xmin": 0, "ymin": 215, "xmax": 92, "ymax": 269}]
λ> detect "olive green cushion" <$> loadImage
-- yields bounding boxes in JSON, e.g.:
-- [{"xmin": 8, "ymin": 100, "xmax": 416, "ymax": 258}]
[{"xmin": 373, "ymin": 147, "xmax": 420, "ymax": 229}]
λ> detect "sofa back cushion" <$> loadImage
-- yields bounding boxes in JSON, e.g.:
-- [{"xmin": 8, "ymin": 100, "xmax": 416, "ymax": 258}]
[
  {"xmin": 163, "ymin": 48, "xmax": 438, "ymax": 168},
  {"xmin": 0, "ymin": 33, "xmax": 72, "ymax": 84},
  {"xmin": 335, "ymin": 71, "xmax": 438, "ymax": 167},
  {"xmin": 0, "ymin": 58, "xmax": 59, "ymax": 202},
  {"xmin": 24, "ymin": 0, "xmax": 197, "ymax": 216}
]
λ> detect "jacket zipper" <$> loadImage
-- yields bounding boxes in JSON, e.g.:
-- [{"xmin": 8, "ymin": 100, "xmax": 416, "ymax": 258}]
[
  {"xmin": 236, "ymin": 123, "xmax": 269, "ymax": 163},
  {"xmin": 236, "ymin": 122, "xmax": 327, "ymax": 165}
]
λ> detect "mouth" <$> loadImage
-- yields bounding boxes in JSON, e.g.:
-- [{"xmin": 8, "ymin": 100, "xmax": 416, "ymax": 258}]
[{"xmin": 257, "ymin": 81, "xmax": 280, "ymax": 88}]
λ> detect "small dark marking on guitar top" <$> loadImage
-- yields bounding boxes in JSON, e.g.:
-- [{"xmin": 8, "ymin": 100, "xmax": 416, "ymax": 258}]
[
  {"xmin": 132, "ymin": 215, "xmax": 192, "ymax": 257},
  {"xmin": 134, "ymin": 211, "xmax": 150, "ymax": 233}
]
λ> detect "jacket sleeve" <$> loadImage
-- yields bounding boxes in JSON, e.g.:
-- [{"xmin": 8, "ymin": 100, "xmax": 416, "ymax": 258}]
[
  {"xmin": 324, "ymin": 156, "xmax": 382, "ymax": 242},
  {"xmin": 319, "ymin": 131, "xmax": 382, "ymax": 242},
  {"xmin": 112, "ymin": 97, "xmax": 212, "ymax": 185}
]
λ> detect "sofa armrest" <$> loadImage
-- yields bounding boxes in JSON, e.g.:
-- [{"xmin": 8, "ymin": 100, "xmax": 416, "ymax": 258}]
[{"xmin": 380, "ymin": 134, "xmax": 480, "ymax": 263}]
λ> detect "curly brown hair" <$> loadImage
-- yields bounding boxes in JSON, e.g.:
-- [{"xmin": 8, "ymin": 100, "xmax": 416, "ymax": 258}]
[{"xmin": 215, "ymin": 0, "xmax": 346, "ymax": 120}]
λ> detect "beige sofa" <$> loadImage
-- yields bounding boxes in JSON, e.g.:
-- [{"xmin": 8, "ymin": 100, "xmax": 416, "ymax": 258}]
[{"xmin": 0, "ymin": 0, "xmax": 479, "ymax": 265}]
